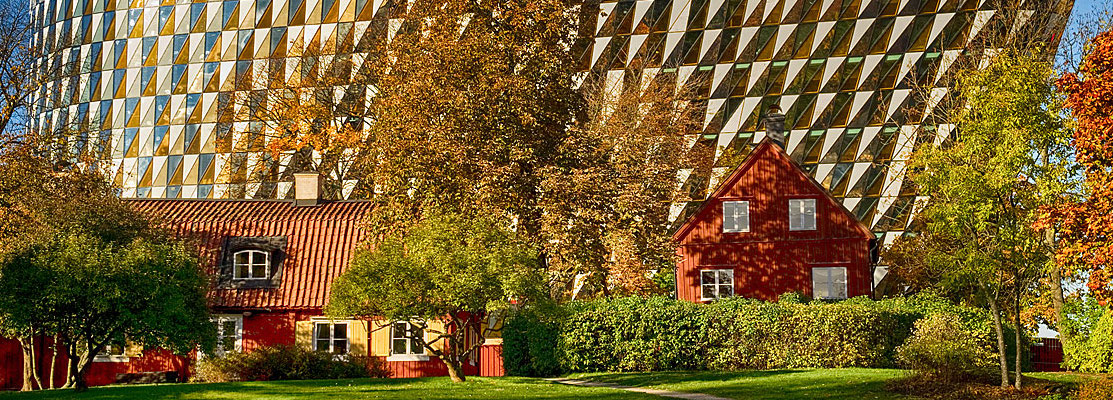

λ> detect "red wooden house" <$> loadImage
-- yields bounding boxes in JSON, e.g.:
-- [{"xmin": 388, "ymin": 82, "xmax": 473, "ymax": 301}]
[
  {"xmin": 0, "ymin": 174, "xmax": 503, "ymax": 390},
  {"xmin": 673, "ymin": 139, "xmax": 876, "ymax": 303}
]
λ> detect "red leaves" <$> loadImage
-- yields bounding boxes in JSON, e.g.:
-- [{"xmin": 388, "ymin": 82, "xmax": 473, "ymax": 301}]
[{"xmin": 1054, "ymin": 27, "xmax": 1113, "ymax": 306}]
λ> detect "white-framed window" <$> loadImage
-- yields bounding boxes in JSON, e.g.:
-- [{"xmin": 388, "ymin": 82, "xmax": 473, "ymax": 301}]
[
  {"xmin": 94, "ymin": 343, "xmax": 130, "ymax": 363},
  {"xmin": 722, "ymin": 201, "xmax": 750, "ymax": 233},
  {"xmin": 314, "ymin": 322, "xmax": 349, "ymax": 354},
  {"xmin": 812, "ymin": 267, "xmax": 848, "ymax": 300},
  {"xmin": 212, "ymin": 315, "xmax": 243, "ymax": 355},
  {"xmin": 788, "ymin": 198, "xmax": 817, "ymax": 231},
  {"xmin": 700, "ymin": 269, "xmax": 734, "ymax": 301},
  {"xmin": 388, "ymin": 321, "xmax": 428, "ymax": 361},
  {"xmin": 233, "ymin": 250, "xmax": 269, "ymax": 280}
]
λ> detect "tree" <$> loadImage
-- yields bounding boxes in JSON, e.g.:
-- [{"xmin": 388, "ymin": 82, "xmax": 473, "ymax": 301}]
[
  {"xmin": 248, "ymin": 0, "xmax": 704, "ymax": 297},
  {"xmin": 0, "ymin": 146, "xmax": 215, "ymax": 391},
  {"xmin": 886, "ymin": 49, "xmax": 1072, "ymax": 389},
  {"xmin": 327, "ymin": 213, "xmax": 545, "ymax": 382},
  {"xmin": 0, "ymin": 0, "xmax": 42, "ymax": 148},
  {"xmin": 1054, "ymin": 26, "xmax": 1113, "ymax": 306}
]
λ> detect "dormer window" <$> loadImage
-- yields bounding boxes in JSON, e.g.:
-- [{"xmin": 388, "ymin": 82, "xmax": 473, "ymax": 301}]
[
  {"xmin": 233, "ymin": 250, "xmax": 270, "ymax": 280},
  {"xmin": 788, "ymin": 198, "xmax": 816, "ymax": 231},
  {"xmin": 722, "ymin": 201, "xmax": 750, "ymax": 233},
  {"xmin": 220, "ymin": 236, "xmax": 287, "ymax": 288}
]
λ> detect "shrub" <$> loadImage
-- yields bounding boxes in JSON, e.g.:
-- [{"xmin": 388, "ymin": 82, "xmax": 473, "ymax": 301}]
[
  {"xmin": 502, "ymin": 294, "xmax": 1016, "ymax": 375},
  {"xmin": 502, "ymin": 304, "xmax": 565, "ymax": 377},
  {"xmin": 705, "ymin": 299, "xmax": 918, "ymax": 369},
  {"xmin": 192, "ymin": 345, "xmax": 389, "ymax": 382},
  {"xmin": 895, "ymin": 313, "xmax": 995, "ymax": 383},
  {"xmin": 1063, "ymin": 309, "xmax": 1113, "ymax": 373},
  {"xmin": 1076, "ymin": 378, "xmax": 1113, "ymax": 400},
  {"xmin": 558, "ymin": 297, "xmax": 706, "ymax": 373}
]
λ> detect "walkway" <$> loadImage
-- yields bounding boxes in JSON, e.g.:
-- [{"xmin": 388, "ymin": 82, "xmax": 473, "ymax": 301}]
[{"xmin": 544, "ymin": 378, "xmax": 735, "ymax": 400}]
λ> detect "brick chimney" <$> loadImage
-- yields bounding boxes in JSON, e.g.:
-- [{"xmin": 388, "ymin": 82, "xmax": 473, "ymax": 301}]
[{"xmin": 293, "ymin": 173, "xmax": 321, "ymax": 206}]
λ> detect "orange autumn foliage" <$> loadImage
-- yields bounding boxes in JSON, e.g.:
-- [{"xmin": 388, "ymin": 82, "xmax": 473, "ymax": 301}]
[{"xmin": 1052, "ymin": 27, "xmax": 1113, "ymax": 305}]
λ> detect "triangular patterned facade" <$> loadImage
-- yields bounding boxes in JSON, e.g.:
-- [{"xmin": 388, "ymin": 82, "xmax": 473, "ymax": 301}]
[{"xmin": 30, "ymin": 0, "xmax": 1072, "ymax": 242}]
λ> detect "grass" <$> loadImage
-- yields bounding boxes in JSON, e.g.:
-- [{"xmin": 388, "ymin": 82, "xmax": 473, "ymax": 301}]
[
  {"xmin": 570, "ymin": 368, "xmax": 913, "ymax": 400},
  {"xmin": 11, "ymin": 369, "xmax": 1097, "ymax": 400},
  {"xmin": 0, "ymin": 377, "xmax": 658, "ymax": 400}
]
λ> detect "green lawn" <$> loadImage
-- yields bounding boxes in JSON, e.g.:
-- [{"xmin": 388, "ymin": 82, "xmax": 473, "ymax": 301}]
[
  {"xmin": 0, "ymin": 368, "xmax": 945, "ymax": 400},
  {"xmin": 0, "ymin": 377, "xmax": 658, "ymax": 400},
  {"xmin": 571, "ymin": 368, "xmax": 913, "ymax": 400}
]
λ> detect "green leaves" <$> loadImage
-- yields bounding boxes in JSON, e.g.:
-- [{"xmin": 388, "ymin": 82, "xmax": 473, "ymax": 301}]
[{"xmin": 327, "ymin": 212, "xmax": 543, "ymax": 322}]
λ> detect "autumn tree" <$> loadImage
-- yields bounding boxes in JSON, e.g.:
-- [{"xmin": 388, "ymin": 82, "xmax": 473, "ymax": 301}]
[
  {"xmin": 886, "ymin": 49, "xmax": 1072, "ymax": 389},
  {"xmin": 327, "ymin": 213, "xmax": 544, "ymax": 382},
  {"xmin": 242, "ymin": 0, "xmax": 703, "ymax": 297},
  {"xmin": 1054, "ymin": 25, "xmax": 1113, "ymax": 306}
]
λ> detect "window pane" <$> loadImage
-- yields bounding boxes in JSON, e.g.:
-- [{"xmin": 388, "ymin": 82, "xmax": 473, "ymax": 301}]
[
  {"xmin": 723, "ymin": 202, "xmax": 737, "ymax": 232},
  {"xmin": 333, "ymin": 339, "xmax": 348, "ymax": 354},
  {"xmin": 235, "ymin": 252, "xmax": 248, "ymax": 265},
  {"xmin": 315, "ymin": 339, "xmax": 329, "ymax": 352},
  {"xmin": 222, "ymin": 320, "xmax": 237, "ymax": 335},
  {"xmin": 236, "ymin": 265, "xmax": 248, "ymax": 278},
  {"xmin": 334, "ymin": 324, "xmax": 347, "ymax": 339},
  {"xmin": 251, "ymin": 251, "xmax": 266, "ymax": 264},
  {"xmin": 717, "ymin": 270, "xmax": 733, "ymax": 283},
  {"xmin": 393, "ymin": 322, "xmax": 406, "ymax": 340},
  {"xmin": 812, "ymin": 268, "xmax": 829, "ymax": 299},
  {"xmin": 718, "ymin": 284, "xmax": 733, "ymax": 298},
  {"xmin": 252, "ymin": 264, "xmax": 266, "ymax": 278},
  {"xmin": 701, "ymin": 270, "xmax": 715, "ymax": 284},
  {"xmin": 221, "ymin": 336, "xmax": 236, "ymax": 351},
  {"xmin": 702, "ymin": 284, "xmax": 715, "ymax": 299},
  {"xmin": 412, "ymin": 326, "xmax": 423, "ymax": 340},
  {"xmin": 789, "ymin": 199, "xmax": 802, "ymax": 230},
  {"xmin": 316, "ymin": 323, "xmax": 330, "ymax": 339},
  {"xmin": 392, "ymin": 338, "xmax": 407, "ymax": 354}
]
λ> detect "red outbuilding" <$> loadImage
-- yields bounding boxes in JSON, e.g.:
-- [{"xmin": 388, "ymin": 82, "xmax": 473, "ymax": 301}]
[
  {"xmin": 0, "ymin": 174, "xmax": 504, "ymax": 390},
  {"xmin": 673, "ymin": 139, "xmax": 876, "ymax": 303}
]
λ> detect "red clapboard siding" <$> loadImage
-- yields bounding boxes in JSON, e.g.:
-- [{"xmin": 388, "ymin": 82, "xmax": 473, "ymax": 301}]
[{"xmin": 674, "ymin": 139, "xmax": 875, "ymax": 303}]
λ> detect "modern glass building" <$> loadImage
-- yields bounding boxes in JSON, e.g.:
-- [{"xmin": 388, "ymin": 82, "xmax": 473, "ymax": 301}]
[{"xmin": 31, "ymin": 0, "xmax": 1071, "ymax": 242}]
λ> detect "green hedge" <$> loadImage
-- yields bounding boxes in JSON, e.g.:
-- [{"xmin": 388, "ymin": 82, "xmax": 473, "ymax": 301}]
[{"xmin": 503, "ymin": 294, "xmax": 1023, "ymax": 376}]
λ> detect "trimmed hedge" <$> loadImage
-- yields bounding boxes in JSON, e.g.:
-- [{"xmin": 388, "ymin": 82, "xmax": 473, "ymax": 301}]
[{"xmin": 504, "ymin": 294, "xmax": 1022, "ymax": 376}]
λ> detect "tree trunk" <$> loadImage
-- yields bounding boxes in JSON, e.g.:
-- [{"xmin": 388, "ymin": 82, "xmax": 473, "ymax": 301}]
[
  {"xmin": 1014, "ymin": 288, "xmax": 1024, "ymax": 389},
  {"xmin": 29, "ymin": 334, "xmax": 42, "ymax": 390},
  {"xmin": 48, "ymin": 334, "xmax": 58, "ymax": 389},
  {"xmin": 62, "ymin": 343, "xmax": 75, "ymax": 389},
  {"xmin": 1040, "ymin": 147, "xmax": 1071, "ymax": 361},
  {"xmin": 18, "ymin": 336, "xmax": 35, "ymax": 391},
  {"xmin": 444, "ymin": 355, "xmax": 466, "ymax": 383},
  {"xmin": 989, "ymin": 300, "xmax": 1009, "ymax": 388}
]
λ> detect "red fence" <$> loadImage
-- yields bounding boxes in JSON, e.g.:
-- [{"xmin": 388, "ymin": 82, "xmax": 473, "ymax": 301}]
[{"xmin": 1031, "ymin": 338, "xmax": 1064, "ymax": 372}]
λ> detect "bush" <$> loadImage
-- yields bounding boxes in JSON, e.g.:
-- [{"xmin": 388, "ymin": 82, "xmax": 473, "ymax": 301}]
[
  {"xmin": 502, "ymin": 304, "xmax": 565, "ymax": 377},
  {"xmin": 192, "ymin": 345, "xmax": 389, "ymax": 382},
  {"xmin": 503, "ymin": 294, "xmax": 1020, "ymax": 375},
  {"xmin": 1076, "ymin": 378, "xmax": 1113, "ymax": 400},
  {"xmin": 895, "ymin": 313, "xmax": 995, "ymax": 383},
  {"xmin": 1063, "ymin": 308, "xmax": 1113, "ymax": 373}
]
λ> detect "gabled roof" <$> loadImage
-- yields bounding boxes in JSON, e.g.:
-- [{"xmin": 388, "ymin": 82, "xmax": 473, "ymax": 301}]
[
  {"xmin": 672, "ymin": 138, "xmax": 873, "ymax": 242},
  {"xmin": 128, "ymin": 199, "xmax": 375, "ymax": 310}
]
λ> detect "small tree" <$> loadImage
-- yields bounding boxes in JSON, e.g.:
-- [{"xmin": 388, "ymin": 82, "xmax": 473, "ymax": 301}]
[
  {"xmin": 327, "ymin": 213, "xmax": 544, "ymax": 382},
  {"xmin": 887, "ymin": 49, "xmax": 1071, "ymax": 389}
]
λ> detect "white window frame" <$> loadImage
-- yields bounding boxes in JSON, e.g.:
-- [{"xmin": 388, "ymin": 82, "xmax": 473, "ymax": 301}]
[
  {"xmin": 699, "ymin": 269, "xmax": 734, "ymax": 301},
  {"xmin": 788, "ymin": 198, "xmax": 817, "ymax": 231},
  {"xmin": 212, "ymin": 315, "xmax": 243, "ymax": 356},
  {"xmin": 387, "ymin": 321, "xmax": 430, "ymax": 362},
  {"xmin": 93, "ymin": 343, "xmax": 129, "ymax": 363},
  {"xmin": 722, "ymin": 200, "xmax": 750, "ymax": 233},
  {"xmin": 232, "ymin": 249, "xmax": 270, "ymax": 280},
  {"xmin": 812, "ymin": 266, "xmax": 848, "ymax": 300},
  {"xmin": 313, "ymin": 322, "xmax": 350, "ymax": 355}
]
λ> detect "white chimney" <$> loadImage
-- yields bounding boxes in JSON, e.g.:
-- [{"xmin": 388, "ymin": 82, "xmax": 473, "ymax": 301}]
[{"xmin": 293, "ymin": 173, "xmax": 321, "ymax": 206}]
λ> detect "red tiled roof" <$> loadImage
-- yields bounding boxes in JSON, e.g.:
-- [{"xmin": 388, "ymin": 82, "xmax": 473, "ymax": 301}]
[{"xmin": 127, "ymin": 199, "xmax": 375, "ymax": 310}]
